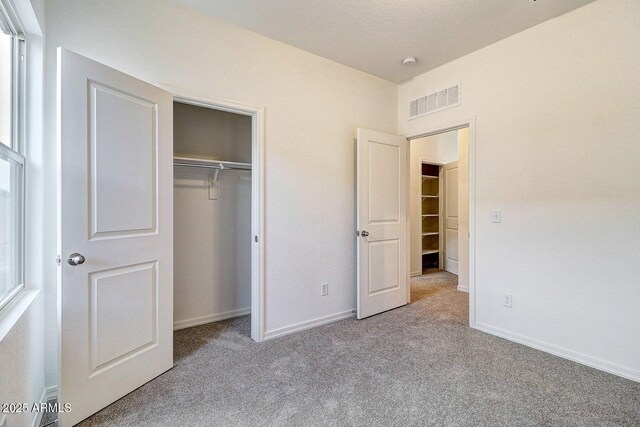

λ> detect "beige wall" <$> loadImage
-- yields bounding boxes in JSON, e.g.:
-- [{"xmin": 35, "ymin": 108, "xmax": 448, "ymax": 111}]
[
  {"xmin": 173, "ymin": 102, "xmax": 252, "ymax": 163},
  {"xmin": 42, "ymin": 0, "xmax": 397, "ymax": 374},
  {"xmin": 399, "ymin": 0, "xmax": 640, "ymax": 379},
  {"xmin": 0, "ymin": 297, "xmax": 45, "ymax": 427}
]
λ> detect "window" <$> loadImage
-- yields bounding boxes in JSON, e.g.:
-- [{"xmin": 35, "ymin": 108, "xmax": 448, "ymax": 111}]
[{"xmin": 0, "ymin": 0, "xmax": 25, "ymax": 311}]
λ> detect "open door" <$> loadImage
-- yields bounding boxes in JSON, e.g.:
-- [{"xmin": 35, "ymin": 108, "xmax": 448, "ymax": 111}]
[
  {"xmin": 57, "ymin": 49, "xmax": 173, "ymax": 426},
  {"xmin": 443, "ymin": 161, "xmax": 459, "ymax": 274},
  {"xmin": 356, "ymin": 129, "xmax": 408, "ymax": 319}
]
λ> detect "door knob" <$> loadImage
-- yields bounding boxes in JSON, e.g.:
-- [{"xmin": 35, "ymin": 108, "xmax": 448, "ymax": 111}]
[
  {"xmin": 67, "ymin": 253, "xmax": 86, "ymax": 266},
  {"xmin": 361, "ymin": 230, "xmax": 369, "ymax": 237}
]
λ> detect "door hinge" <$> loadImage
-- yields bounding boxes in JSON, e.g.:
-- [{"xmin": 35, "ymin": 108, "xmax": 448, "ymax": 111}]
[
  {"xmin": 56, "ymin": 255, "xmax": 62, "ymax": 266},
  {"xmin": 356, "ymin": 230, "xmax": 360, "ymax": 237},
  {"xmin": 254, "ymin": 235, "xmax": 259, "ymax": 243}
]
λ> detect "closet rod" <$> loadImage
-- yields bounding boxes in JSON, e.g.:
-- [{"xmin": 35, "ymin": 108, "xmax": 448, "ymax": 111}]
[{"xmin": 173, "ymin": 156, "xmax": 252, "ymax": 171}]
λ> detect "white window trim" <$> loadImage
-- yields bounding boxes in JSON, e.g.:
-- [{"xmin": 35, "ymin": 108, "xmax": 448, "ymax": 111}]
[
  {"xmin": 0, "ymin": 287, "xmax": 37, "ymax": 342},
  {"xmin": 0, "ymin": 0, "xmax": 43, "ymax": 343},
  {"xmin": 0, "ymin": 0, "xmax": 27, "ymax": 314},
  {"xmin": 0, "ymin": 145, "xmax": 25, "ymax": 312}
]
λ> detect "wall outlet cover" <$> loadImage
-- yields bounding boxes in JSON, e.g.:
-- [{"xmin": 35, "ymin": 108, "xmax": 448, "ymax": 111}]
[
  {"xmin": 503, "ymin": 293, "xmax": 513, "ymax": 307},
  {"xmin": 321, "ymin": 283, "xmax": 329, "ymax": 296}
]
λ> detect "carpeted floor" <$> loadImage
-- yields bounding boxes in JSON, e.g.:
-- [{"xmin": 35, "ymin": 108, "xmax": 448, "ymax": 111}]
[{"xmin": 72, "ymin": 270, "xmax": 640, "ymax": 426}]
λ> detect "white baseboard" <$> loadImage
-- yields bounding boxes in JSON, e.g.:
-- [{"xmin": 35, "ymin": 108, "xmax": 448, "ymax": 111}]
[
  {"xmin": 32, "ymin": 385, "xmax": 58, "ymax": 427},
  {"xmin": 410, "ymin": 270, "xmax": 422, "ymax": 277},
  {"xmin": 173, "ymin": 308, "xmax": 250, "ymax": 331},
  {"xmin": 264, "ymin": 309, "xmax": 356, "ymax": 340},
  {"xmin": 475, "ymin": 322, "xmax": 640, "ymax": 383},
  {"xmin": 457, "ymin": 285, "xmax": 468, "ymax": 293}
]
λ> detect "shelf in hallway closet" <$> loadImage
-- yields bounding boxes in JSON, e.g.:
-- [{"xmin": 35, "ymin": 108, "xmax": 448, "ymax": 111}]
[{"xmin": 422, "ymin": 249, "xmax": 439, "ymax": 255}]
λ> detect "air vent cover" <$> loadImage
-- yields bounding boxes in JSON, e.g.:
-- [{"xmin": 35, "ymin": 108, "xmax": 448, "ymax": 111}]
[{"xmin": 409, "ymin": 83, "xmax": 460, "ymax": 119}]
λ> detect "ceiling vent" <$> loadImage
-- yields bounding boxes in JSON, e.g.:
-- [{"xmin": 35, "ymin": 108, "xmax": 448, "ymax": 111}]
[{"xmin": 409, "ymin": 83, "xmax": 460, "ymax": 120}]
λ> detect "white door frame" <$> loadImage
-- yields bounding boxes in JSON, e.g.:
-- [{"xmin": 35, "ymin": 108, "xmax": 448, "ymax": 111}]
[
  {"xmin": 406, "ymin": 117, "xmax": 476, "ymax": 328},
  {"xmin": 160, "ymin": 85, "xmax": 266, "ymax": 342}
]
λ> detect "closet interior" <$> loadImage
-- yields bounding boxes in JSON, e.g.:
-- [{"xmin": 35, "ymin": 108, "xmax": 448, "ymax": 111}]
[
  {"xmin": 421, "ymin": 162, "xmax": 441, "ymax": 269},
  {"xmin": 173, "ymin": 101, "xmax": 252, "ymax": 332}
]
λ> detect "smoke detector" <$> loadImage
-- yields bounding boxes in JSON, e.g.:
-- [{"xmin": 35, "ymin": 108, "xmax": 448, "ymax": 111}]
[{"xmin": 402, "ymin": 57, "xmax": 417, "ymax": 65}]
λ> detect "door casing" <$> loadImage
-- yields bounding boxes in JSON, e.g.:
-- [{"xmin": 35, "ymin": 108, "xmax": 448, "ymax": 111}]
[{"xmin": 161, "ymin": 85, "xmax": 266, "ymax": 342}]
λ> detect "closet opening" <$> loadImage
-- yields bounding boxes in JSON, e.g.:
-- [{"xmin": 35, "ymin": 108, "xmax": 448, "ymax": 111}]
[{"xmin": 171, "ymin": 94, "xmax": 264, "ymax": 342}]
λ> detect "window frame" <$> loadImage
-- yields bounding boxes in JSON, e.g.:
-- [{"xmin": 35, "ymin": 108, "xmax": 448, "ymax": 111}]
[{"xmin": 0, "ymin": 0, "xmax": 26, "ymax": 312}]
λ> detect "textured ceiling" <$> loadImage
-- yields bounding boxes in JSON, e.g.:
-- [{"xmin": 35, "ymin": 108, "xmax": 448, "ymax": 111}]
[{"xmin": 168, "ymin": 0, "xmax": 595, "ymax": 83}]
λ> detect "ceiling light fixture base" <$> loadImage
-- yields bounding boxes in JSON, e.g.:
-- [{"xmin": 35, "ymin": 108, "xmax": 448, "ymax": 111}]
[{"xmin": 402, "ymin": 57, "xmax": 417, "ymax": 66}]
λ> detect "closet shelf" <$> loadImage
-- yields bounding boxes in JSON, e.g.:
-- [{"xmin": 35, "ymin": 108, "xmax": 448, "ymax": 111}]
[
  {"xmin": 422, "ymin": 214, "xmax": 439, "ymax": 217},
  {"xmin": 422, "ymin": 232, "xmax": 439, "ymax": 236},
  {"xmin": 422, "ymin": 249, "xmax": 439, "ymax": 255},
  {"xmin": 173, "ymin": 156, "xmax": 252, "ymax": 171},
  {"xmin": 422, "ymin": 195, "xmax": 438, "ymax": 199},
  {"xmin": 422, "ymin": 175, "xmax": 438, "ymax": 180}
]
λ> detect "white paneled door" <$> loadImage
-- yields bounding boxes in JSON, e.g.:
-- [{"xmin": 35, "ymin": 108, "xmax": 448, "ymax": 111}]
[
  {"xmin": 443, "ymin": 161, "xmax": 459, "ymax": 275},
  {"xmin": 356, "ymin": 129, "xmax": 408, "ymax": 319},
  {"xmin": 57, "ymin": 49, "xmax": 173, "ymax": 426}
]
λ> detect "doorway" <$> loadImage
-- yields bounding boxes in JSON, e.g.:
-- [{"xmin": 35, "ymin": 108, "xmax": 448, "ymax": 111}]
[
  {"xmin": 409, "ymin": 126, "xmax": 470, "ymax": 308},
  {"xmin": 355, "ymin": 124, "xmax": 474, "ymax": 323},
  {"xmin": 170, "ymin": 92, "xmax": 265, "ymax": 342}
]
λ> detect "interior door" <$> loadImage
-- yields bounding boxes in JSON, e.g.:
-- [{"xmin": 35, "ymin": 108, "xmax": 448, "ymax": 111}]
[
  {"xmin": 443, "ymin": 161, "xmax": 459, "ymax": 274},
  {"xmin": 356, "ymin": 128, "xmax": 408, "ymax": 319},
  {"xmin": 57, "ymin": 48, "xmax": 173, "ymax": 426}
]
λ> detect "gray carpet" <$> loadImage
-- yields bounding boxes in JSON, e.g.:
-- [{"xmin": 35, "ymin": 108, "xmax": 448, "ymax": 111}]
[{"xmin": 75, "ymin": 270, "xmax": 640, "ymax": 426}]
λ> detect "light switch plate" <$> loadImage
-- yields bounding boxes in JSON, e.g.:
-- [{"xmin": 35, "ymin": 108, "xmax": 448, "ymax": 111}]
[{"xmin": 491, "ymin": 210, "xmax": 502, "ymax": 223}]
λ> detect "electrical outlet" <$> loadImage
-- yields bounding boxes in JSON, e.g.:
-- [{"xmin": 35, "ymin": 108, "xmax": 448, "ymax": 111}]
[
  {"xmin": 321, "ymin": 283, "xmax": 329, "ymax": 296},
  {"xmin": 503, "ymin": 293, "xmax": 512, "ymax": 308},
  {"xmin": 491, "ymin": 210, "xmax": 502, "ymax": 223}
]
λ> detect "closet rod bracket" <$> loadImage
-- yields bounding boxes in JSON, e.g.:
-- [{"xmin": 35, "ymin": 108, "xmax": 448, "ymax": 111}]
[{"xmin": 209, "ymin": 169, "xmax": 220, "ymax": 200}]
